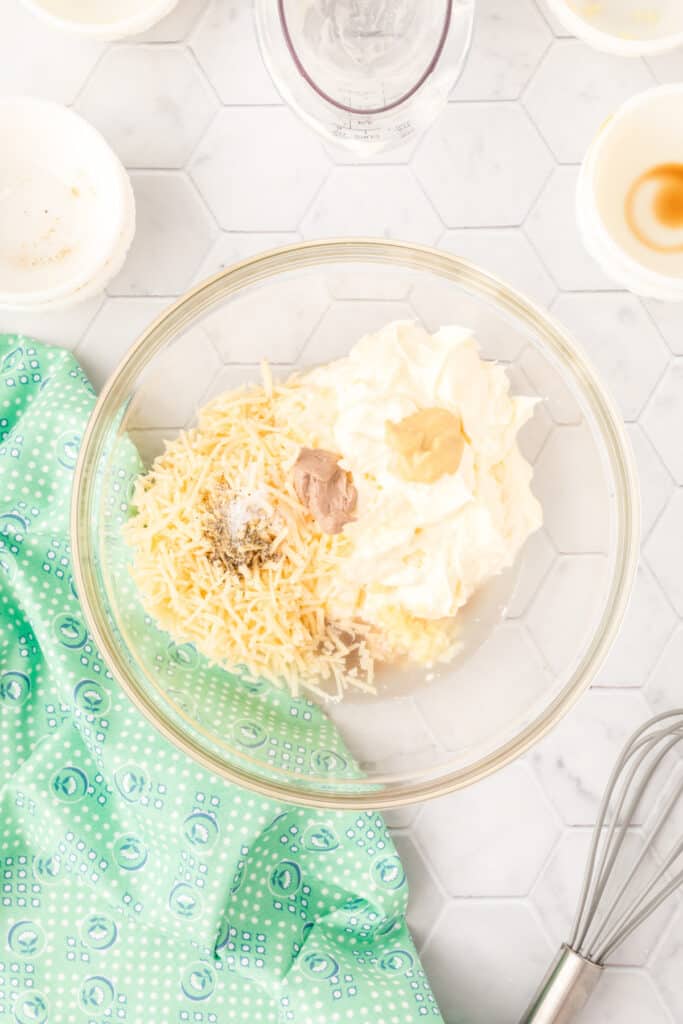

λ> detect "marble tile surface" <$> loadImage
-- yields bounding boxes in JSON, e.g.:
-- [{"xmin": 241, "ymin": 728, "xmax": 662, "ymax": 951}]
[
  {"xmin": 301, "ymin": 165, "xmax": 442, "ymax": 241},
  {"xmin": 108, "ymin": 172, "xmax": 215, "ymax": 296},
  {"xmin": 140, "ymin": 0, "xmax": 206, "ymax": 42},
  {"xmin": 191, "ymin": 107, "xmax": 331, "ymax": 231},
  {"xmin": 525, "ymin": 165, "xmax": 616, "ymax": 291},
  {"xmin": 642, "ymin": 361, "xmax": 683, "ymax": 484},
  {"xmin": 646, "ymin": 626, "xmax": 683, "ymax": 714},
  {"xmin": 76, "ymin": 45, "xmax": 217, "ymax": 169},
  {"xmin": 452, "ymin": 0, "xmax": 552, "ymax": 101},
  {"xmin": 523, "ymin": 41, "xmax": 654, "ymax": 163},
  {"xmin": 646, "ymin": 491, "xmax": 683, "ymax": 617},
  {"xmin": 75, "ymin": 297, "xmax": 170, "ymax": 391},
  {"xmin": 595, "ymin": 563, "xmax": 677, "ymax": 688},
  {"xmin": 416, "ymin": 761, "xmax": 560, "ymax": 897},
  {"xmin": 190, "ymin": 0, "xmax": 279, "ymax": 104},
  {"xmin": 625, "ymin": 424, "xmax": 674, "ymax": 540},
  {"xmin": 528, "ymin": 689, "xmax": 652, "ymax": 825},
  {"xmin": 439, "ymin": 228, "xmax": 557, "ymax": 306},
  {"xmin": 414, "ymin": 102, "xmax": 553, "ymax": 227},
  {"xmin": 550, "ymin": 292, "xmax": 669, "ymax": 421},
  {"xmin": 421, "ymin": 900, "xmax": 554, "ymax": 1024},
  {"xmin": 5, "ymin": 0, "xmax": 683, "ymax": 1020}
]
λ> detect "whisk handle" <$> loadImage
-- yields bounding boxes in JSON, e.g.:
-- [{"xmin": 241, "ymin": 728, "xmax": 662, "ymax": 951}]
[{"xmin": 518, "ymin": 945, "xmax": 603, "ymax": 1024}]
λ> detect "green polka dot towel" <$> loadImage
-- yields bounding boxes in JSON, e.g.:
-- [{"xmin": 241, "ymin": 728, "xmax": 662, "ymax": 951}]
[{"xmin": 0, "ymin": 336, "xmax": 443, "ymax": 1024}]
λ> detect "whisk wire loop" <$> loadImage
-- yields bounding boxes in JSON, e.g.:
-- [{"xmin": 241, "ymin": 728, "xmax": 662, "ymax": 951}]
[
  {"xmin": 521, "ymin": 711, "xmax": 683, "ymax": 1024},
  {"xmin": 581, "ymin": 727, "xmax": 683, "ymax": 959},
  {"xmin": 569, "ymin": 717, "xmax": 651, "ymax": 949},
  {"xmin": 577, "ymin": 731, "xmax": 658, "ymax": 953},
  {"xmin": 570, "ymin": 712, "xmax": 683, "ymax": 960},
  {"xmin": 597, "ymin": 861, "xmax": 683, "ymax": 962},
  {"xmin": 590, "ymin": 774, "xmax": 683, "ymax": 961}
]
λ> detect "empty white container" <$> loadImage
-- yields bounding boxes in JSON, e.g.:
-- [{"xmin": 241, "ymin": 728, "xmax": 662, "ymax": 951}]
[
  {"xmin": 20, "ymin": 0, "xmax": 179, "ymax": 40},
  {"xmin": 0, "ymin": 98, "xmax": 135, "ymax": 312},
  {"xmin": 545, "ymin": 0, "xmax": 683, "ymax": 55}
]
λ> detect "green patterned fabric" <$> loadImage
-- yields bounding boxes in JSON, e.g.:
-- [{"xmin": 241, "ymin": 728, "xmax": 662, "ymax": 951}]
[
  {"xmin": 0, "ymin": 336, "xmax": 442, "ymax": 1024},
  {"xmin": 104, "ymin": 452, "xmax": 364, "ymax": 793}
]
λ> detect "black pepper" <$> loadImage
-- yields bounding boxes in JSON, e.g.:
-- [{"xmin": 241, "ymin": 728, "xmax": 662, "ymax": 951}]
[{"xmin": 202, "ymin": 486, "xmax": 278, "ymax": 576}]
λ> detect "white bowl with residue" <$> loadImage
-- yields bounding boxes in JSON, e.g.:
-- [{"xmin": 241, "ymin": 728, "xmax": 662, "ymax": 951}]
[
  {"xmin": 577, "ymin": 85, "xmax": 683, "ymax": 301},
  {"xmin": 0, "ymin": 98, "xmax": 135, "ymax": 313},
  {"xmin": 545, "ymin": 0, "xmax": 683, "ymax": 55},
  {"xmin": 20, "ymin": 0, "xmax": 179, "ymax": 39}
]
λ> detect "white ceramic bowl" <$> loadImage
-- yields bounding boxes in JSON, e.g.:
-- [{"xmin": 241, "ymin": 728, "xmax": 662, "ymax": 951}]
[
  {"xmin": 577, "ymin": 85, "xmax": 683, "ymax": 302},
  {"xmin": 545, "ymin": 0, "xmax": 683, "ymax": 55},
  {"xmin": 20, "ymin": 0, "xmax": 179, "ymax": 39},
  {"xmin": 0, "ymin": 98, "xmax": 135, "ymax": 313}
]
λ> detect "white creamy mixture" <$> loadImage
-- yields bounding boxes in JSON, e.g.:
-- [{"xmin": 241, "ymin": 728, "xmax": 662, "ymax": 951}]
[
  {"xmin": 128, "ymin": 320, "xmax": 542, "ymax": 694},
  {"xmin": 292, "ymin": 320, "xmax": 542, "ymax": 627}
]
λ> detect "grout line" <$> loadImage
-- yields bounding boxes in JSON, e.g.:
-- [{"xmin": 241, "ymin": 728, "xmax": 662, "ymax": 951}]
[
  {"xmin": 295, "ymin": 163, "xmax": 335, "ymax": 238},
  {"xmin": 637, "ymin": 356, "xmax": 677, "ymax": 426},
  {"xmin": 182, "ymin": 101, "xmax": 223, "ymax": 182},
  {"xmin": 410, "ymin": 170, "xmax": 448, "ymax": 235},
  {"xmin": 182, "ymin": 166, "xmax": 222, "ymax": 234},
  {"xmin": 642, "ymin": 484, "xmax": 681, "ymax": 557},
  {"xmin": 509, "ymin": 23, "xmax": 557, "ymax": 105},
  {"xmin": 445, "ymin": 96, "xmax": 543, "ymax": 107},
  {"xmin": 640, "ymin": 298, "xmax": 683, "ymax": 360},
  {"xmin": 521, "ymin": 220, "xmax": 565, "ymax": 296},
  {"xmin": 531, "ymin": 0, "xmax": 568, "ymax": 38},
  {"xmin": 183, "ymin": 0, "xmax": 213, "ymax": 49},
  {"xmin": 185, "ymin": 38, "xmax": 224, "ymax": 107},
  {"xmin": 523, "ymin": 153, "xmax": 556, "ymax": 225},
  {"xmin": 69, "ymin": 41, "xmax": 113, "ymax": 109}
]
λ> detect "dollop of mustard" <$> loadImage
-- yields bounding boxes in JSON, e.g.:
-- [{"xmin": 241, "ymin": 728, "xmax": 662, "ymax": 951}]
[{"xmin": 385, "ymin": 407, "xmax": 465, "ymax": 484}]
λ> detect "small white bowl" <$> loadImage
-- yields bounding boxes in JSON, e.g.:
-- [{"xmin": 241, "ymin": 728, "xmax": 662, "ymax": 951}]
[
  {"xmin": 545, "ymin": 0, "xmax": 683, "ymax": 56},
  {"xmin": 0, "ymin": 98, "xmax": 135, "ymax": 313},
  {"xmin": 20, "ymin": 0, "xmax": 179, "ymax": 40},
  {"xmin": 577, "ymin": 84, "xmax": 683, "ymax": 302}
]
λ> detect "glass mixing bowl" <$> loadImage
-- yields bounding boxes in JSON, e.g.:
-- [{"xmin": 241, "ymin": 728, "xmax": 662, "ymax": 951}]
[
  {"xmin": 255, "ymin": 0, "xmax": 475, "ymax": 154},
  {"xmin": 72, "ymin": 240, "xmax": 639, "ymax": 809}
]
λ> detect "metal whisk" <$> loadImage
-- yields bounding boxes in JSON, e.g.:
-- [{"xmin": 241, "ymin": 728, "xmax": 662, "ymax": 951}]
[{"xmin": 520, "ymin": 709, "xmax": 683, "ymax": 1024}]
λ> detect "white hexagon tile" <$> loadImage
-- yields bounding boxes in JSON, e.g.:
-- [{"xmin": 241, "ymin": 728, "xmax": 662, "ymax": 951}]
[
  {"xmin": 75, "ymin": 46, "xmax": 217, "ymax": 168},
  {"xmin": 523, "ymin": 41, "xmax": 655, "ymax": 163},
  {"xmin": 452, "ymin": 0, "xmax": 552, "ymax": 101},
  {"xmin": 525, "ymin": 166, "xmax": 616, "ymax": 291},
  {"xmin": 414, "ymin": 103, "xmax": 553, "ymax": 227},
  {"xmin": 6, "ymin": 0, "xmax": 683, "ymax": 1019}
]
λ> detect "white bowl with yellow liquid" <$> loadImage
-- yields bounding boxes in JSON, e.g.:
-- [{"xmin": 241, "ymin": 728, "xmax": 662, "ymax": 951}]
[
  {"xmin": 578, "ymin": 85, "xmax": 683, "ymax": 302},
  {"xmin": 546, "ymin": 0, "xmax": 683, "ymax": 56}
]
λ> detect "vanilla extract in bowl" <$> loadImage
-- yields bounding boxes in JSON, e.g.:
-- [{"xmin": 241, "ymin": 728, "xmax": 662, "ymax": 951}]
[
  {"xmin": 625, "ymin": 162, "xmax": 683, "ymax": 255},
  {"xmin": 578, "ymin": 85, "xmax": 683, "ymax": 298}
]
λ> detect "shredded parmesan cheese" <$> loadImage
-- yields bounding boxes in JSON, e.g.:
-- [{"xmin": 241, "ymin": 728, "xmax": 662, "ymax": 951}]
[
  {"xmin": 125, "ymin": 375, "xmax": 363, "ymax": 697},
  {"xmin": 125, "ymin": 371, "xmax": 459, "ymax": 699}
]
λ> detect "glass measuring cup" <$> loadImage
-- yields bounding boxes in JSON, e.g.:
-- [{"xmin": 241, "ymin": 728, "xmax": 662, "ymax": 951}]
[{"xmin": 255, "ymin": 0, "xmax": 475, "ymax": 155}]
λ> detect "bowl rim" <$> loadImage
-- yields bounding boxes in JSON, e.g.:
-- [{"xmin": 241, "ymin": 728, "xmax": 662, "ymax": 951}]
[
  {"xmin": 71, "ymin": 238, "xmax": 640, "ymax": 809},
  {"xmin": 544, "ymin": 0, "xmax": 683, "ymax": 55},
  {"xmin": 19, "ymin": 0, "xmax": 180, "ymax": 38}
]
